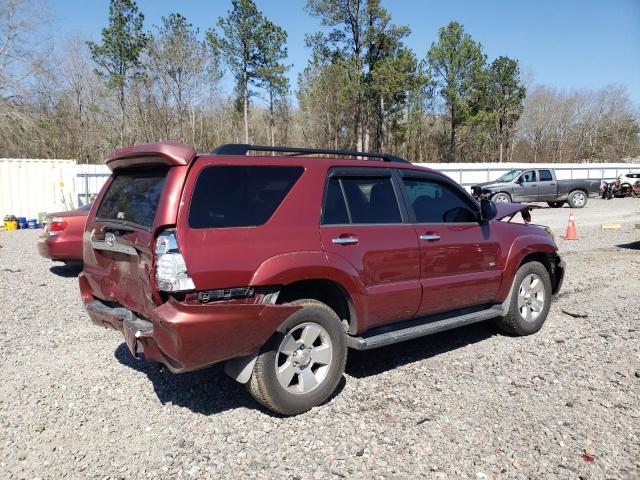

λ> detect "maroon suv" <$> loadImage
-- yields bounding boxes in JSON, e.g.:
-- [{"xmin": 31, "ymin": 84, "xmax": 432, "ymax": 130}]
[{"xmin": 80, "ymin": 142, "xmax": 565, "ymax": 415}]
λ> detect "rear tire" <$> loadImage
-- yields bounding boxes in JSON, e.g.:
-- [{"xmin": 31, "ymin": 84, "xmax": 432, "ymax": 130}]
[
  {"xmin": 495, "ymin": 261, "xmax": 552, "ymax": 336},
  {"xmin": 567, "ymin": 190, "xmax": 587, "ymax": 208},
  {"xmin": 547, "ymin": 201, "xmax": 564, "ymax": 208},
  {"xmin": 491, "ymin": 192, "xmax": 511, "ymax": 203},
  {"xmin": 247, "ymin": 299, "xmax": 347, "ymax": 416}
]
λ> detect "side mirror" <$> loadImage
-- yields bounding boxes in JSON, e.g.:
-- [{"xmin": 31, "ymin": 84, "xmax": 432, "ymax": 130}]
[
  {"xmin": 516, "ymin": 177, "xmax": 524, "ymax": 185},
  {"xmin": 480, "ymin": 198, "xmax": 497, "ymax": 222}
]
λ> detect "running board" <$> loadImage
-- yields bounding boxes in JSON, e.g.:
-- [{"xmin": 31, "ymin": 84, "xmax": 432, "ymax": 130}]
[{"xmin": 346, "ymin": 304, "xmax": 503, "ymax": 350}]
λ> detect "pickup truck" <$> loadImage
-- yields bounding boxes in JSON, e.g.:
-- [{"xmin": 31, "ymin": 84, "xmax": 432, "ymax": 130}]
[{"xmin": 471, "ymin": 168, "xmax": 601, "ymax": 208}]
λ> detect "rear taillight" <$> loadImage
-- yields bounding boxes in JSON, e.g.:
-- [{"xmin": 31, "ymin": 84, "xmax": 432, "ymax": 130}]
[
  {"xmin": 49, "ymin": 217, "xmax": 67, "ymax": 235},
  {"xmin": 154, "ymin": 229, "xmax": 195, "ymax": 292}
]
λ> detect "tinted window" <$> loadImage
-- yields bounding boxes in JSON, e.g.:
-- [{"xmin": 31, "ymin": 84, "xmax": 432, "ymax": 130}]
[
  {"xmin": 96, "ymin": 170, "xmax": 168, "ymax": 228},
  {"xmin": 539, "ymin": 170, "xmax": 553, "ymax": 181},
  {"xmin": 402, "ymin": 178, "xmax": 478, "ymax": 223},
  {"xmin": 323, "ymin": 178, "xmax": 349, "ymax": 224},
  {"xmin": 339, "ymin": 177, "xmax": 401, "ymax": 224},
  {"xmin": 189, "ymin": 166, "xmax": 303, "ymax": 228}
]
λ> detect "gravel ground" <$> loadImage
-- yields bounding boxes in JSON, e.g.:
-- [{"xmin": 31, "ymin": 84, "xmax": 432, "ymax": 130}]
[{"xmin": 1, "ymin": 197, "xmax": 639, "ymax": 479}]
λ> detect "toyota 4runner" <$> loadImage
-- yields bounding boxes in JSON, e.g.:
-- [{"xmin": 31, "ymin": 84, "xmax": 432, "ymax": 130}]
[{"xmin": 80, "ymin": 142, "xmax": 565, "ymax": 415}]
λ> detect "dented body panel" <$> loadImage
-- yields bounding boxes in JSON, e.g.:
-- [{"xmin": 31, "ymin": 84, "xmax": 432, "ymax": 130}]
[{"xmin": 80, "ymin": 272, "xmax": 300, "ymax": 372}]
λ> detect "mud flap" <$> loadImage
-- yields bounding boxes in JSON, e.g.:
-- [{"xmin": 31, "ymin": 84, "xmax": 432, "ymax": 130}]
[
  {"xmin": 224, "ymin": 303, "xmax": 301, "ymax": 384},
  {"xmin": 225, "ymin": 352, "xmax": 259, "ymax": 384}
]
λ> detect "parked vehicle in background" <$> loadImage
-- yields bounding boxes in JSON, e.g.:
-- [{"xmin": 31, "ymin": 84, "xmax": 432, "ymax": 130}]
[
  {"xmin": 471, "ymin": 168, "xmax": 600, "ymax": 208},
  {"xmin": 38, "ymin": 204, "xmax": 91, "ymax": 262},
  {"xmin": 602, "ymin": 173, "xmax": 640, "ymax": 199},
  {"xmin": 80, "ymin": 142, "xmax": 565, "ymax": 416}
]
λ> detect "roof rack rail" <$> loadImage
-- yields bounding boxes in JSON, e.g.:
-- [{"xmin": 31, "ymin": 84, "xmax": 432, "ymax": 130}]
[{"xmin": 211, "ymin": 143, "xmax": 411, "ymax": 164}]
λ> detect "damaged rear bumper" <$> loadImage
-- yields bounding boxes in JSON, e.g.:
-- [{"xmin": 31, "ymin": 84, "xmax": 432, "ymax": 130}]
[{"xmin": 79, "ymin": 274, "xmax": 300, "ymax": 373}]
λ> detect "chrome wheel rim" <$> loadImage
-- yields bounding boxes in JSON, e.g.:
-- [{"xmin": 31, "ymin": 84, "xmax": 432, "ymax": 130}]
[
  {"xmin": 275, "ymin": 322, "xmax": 332, "ymax": 394},
  {"xmin": 572, "ymin": 192, "xmax": 586, "ymax": 206},
  {"xmin": 518, "ymin": 274, "xmax": 545, "ymax": 322},
  {"xmin": 494, "ymin": 194, "xmax": 509, "ymax": 203}
]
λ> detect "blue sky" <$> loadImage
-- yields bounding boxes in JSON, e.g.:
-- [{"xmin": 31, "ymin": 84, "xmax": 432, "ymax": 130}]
[{"xmin": 51, "ymin": 0, "xmax": 640, "ymax": 105}]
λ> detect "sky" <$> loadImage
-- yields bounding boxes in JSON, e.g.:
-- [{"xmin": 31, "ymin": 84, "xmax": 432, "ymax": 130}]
[{"xmin": 50, "ymin": 0, "xmax": 640, "ymax": 105}]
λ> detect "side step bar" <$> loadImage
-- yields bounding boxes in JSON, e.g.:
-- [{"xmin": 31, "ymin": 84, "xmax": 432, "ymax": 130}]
[{"xmin": 346, "ymin": 304, "xmax": 503, "ymax": 350}]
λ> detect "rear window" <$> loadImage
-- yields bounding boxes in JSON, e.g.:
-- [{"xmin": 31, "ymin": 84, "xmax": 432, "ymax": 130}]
[
  {"xmin": 96, "ymin": 170, "xmax": 168, "ymax": 228},
  {"xmin": 539, "ymin": 170, "xmax": 553, "ymax": 181},
  {"xmin": 188, "ymin": 166, "xmax": 304, "ymax": 228}
]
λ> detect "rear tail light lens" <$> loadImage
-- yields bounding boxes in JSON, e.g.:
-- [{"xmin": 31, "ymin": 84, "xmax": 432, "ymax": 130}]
[
  {"xmin": 154, "ymin": 229, "xmax": 195, "ymax": 292},
  {"xmin": 48, "ymin": 217, "xmax": 67, "ymax": 235}
]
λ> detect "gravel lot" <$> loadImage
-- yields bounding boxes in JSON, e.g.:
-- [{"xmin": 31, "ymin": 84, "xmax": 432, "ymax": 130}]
[{"xmin": 1, "ymin": 197, "xmax": 639, "ymax": 479}]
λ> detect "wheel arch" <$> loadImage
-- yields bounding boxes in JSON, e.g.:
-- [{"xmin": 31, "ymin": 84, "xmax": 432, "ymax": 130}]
[
  {"xmin": 276, "ymin": 279, "xmax": 359, "ymax": 335},
  {"xmin": 250, "ymin": 251, "xmax": 364, "ymax": 335},
  {"xmin": 499, "ymin": 235, "xmax": 563, "ymax": 300}
]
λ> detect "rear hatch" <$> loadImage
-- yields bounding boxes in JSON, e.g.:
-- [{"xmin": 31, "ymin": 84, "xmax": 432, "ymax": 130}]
[{"xmin": 82, "ymin": 142, "xmax": 196, "ymax": 317}]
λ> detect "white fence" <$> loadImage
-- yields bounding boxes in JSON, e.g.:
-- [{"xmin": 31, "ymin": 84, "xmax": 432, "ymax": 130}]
[{"xmin": 1, "ymin": 158, "xmax": 639, "ymax": 220}]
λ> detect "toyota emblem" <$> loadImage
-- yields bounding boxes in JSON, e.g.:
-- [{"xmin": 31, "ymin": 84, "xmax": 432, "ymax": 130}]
[{"xmin": 105, "ymin": 232, "xmax": 116, "ymax": 248}]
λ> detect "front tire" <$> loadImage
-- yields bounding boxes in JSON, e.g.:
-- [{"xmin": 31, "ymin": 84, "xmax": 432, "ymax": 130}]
[
  {"xmin": 547, "ymin": 201, "xmax": 564, "ymax": 208},
  {"xmin": 495, "ymin": 261, "xmax": 552, "ymax": 336},
  {"xmin": 567, "ymin": 190, "xmax": 587, "ymax": 208},
  {"xmin": 247, "ymin": 299, "xmax": 347, "ymax": 416},
  {"xmin": 491, "ymin": 192, "xmax": 511, "ymax": 203}
]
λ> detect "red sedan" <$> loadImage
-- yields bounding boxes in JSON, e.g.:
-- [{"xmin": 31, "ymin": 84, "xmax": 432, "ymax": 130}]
[{"xmin": 38, "ymin": 204, "xmax": 91, "ymax": 262}]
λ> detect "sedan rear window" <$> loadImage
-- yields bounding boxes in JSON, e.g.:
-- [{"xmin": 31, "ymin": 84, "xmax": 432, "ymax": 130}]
[
  {"xmin": 96, "ymin": 170, "xmax": 168, "ymax": 228},
  {"xmin": 188, "ymin": 166, "xmax": 304, "ymax": 228}
]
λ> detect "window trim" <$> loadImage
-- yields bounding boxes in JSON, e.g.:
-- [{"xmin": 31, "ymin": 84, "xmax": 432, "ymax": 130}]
[
  {"xmin": 321, "ymin": 167, "xmax": 408, "ymax": 226},
  {"xmin": 398, "ymin": 170, "xmax": 481, "ymax": 225}
]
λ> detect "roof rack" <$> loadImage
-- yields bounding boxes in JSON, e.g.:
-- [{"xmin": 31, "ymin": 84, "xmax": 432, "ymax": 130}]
[{"xmin": 211, "ymin": 143, "xmax": 411, "ymax": 164}]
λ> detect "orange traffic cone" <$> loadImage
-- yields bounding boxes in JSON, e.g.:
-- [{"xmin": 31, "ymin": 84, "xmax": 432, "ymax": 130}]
[{"xmin": 564, "ymin": 211, "xmax": 579, "ymax": 240}]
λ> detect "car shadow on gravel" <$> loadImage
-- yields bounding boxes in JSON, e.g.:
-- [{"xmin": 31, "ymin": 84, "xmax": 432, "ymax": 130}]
[
  {"xmin": 49, "ymin": 261, "xmax": 83, "ymax": 277},
  {"xmin": 616, "ymin": 241, "xmax": 640, "ymax": 250},
  {"xmin": 113, "ymin": 343, "xmax": 346, "ymax": 416},
  {"xmin": 345, "ymin": 320, "xmax": 499, "ymax": 378}
]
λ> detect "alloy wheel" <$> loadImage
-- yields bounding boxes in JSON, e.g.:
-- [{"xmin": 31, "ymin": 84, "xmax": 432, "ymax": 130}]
[
  {"xmin": 275, "ymin": 322, "xmax": 333, "ymax": 394},
  {"xmin": 517, "ymin": 273, "xmax": 546, "ymax": 322}
]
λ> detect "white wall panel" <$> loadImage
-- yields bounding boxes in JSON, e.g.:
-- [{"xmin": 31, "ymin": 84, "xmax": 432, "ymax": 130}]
[{"xmin": 1, "ymin": 158, "xmax": 639, "ymax": 221}]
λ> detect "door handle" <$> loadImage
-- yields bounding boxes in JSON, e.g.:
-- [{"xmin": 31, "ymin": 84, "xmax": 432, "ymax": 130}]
[
  {"xmin": 332, "ymin": 237, "xmax": 359, "ymax": 245},
  {"xmin": 419, "ymin": 234, "xmax": 440, "ymax": 241}
]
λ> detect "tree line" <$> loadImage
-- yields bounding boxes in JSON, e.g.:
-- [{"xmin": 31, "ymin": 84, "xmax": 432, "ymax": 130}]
[{"xmin": 1, "ymin": 0, "xmax": 638, "ymax": 163}]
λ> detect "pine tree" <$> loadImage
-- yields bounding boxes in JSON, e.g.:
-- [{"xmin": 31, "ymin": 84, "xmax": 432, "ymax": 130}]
[
  {"xmin": 87, "ymin": 0, "xmax": 147, "ymax": 146},
  {"xmin": 427, "ymin": 21, "xmax": 486, "ymax": 162}
]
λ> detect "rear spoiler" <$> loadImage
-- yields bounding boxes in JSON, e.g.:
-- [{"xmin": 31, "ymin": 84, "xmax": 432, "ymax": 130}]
[{"xmin": 106, "ymin": 141, "xmax": 197, "ymax": 171}]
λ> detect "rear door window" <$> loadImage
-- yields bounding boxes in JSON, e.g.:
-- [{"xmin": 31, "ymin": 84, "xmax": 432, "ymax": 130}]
[
  {"xmin": 96, "ymin": 169, "xmax": 168, "ymax": 228},
  {"xmin": 323, "ymin": 176, "xmax": 401, "ymax": 225},
  {"xmin": 188, "ymin": 166, "xmax": 303, "ymax": 228},
  {"xmin": 539, "ymin": 169, "xmax": 553, "ymax": 181},
  {"xmin": 322, "ymin": 178, "xmax": 350, "ymax": 224}
]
